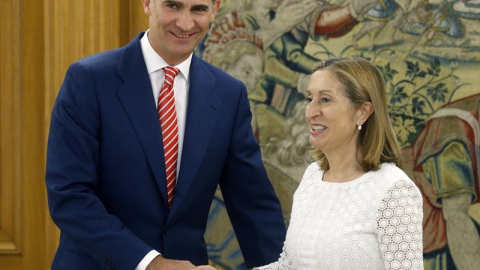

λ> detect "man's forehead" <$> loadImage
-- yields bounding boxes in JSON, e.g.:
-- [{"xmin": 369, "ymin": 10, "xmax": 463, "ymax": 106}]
[{"xmin": 162, "ymin": 0, "xmax": 214, "ymax": 5}]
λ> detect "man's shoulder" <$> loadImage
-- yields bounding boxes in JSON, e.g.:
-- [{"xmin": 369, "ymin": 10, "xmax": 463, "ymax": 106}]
[
  {"xmin": 63, "ymin": 48, "xmax": 124, "ymax": 84},
  {"xmin": 73, "ymin": 47, "xmax": 123, "ymax": 70},
  {"xmin": 194, "ymin": 56, "xmax": 243, "ymax": 85},
  {"xmin": 71, "ymin": 33, "xmax": 143, "ymax": 73}
]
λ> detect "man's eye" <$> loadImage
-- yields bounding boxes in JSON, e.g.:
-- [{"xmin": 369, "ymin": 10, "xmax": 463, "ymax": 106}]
[
  {"xmin": 166, "ymin": 3, "xmax": 179, "ymax": 9},
  {"xmin": 194, "ymin": 7, "xmax": 208, "ymax": 12},
  {"xmin": 192, "ymin": 5, "xmax": 209, "ymax": 12}
]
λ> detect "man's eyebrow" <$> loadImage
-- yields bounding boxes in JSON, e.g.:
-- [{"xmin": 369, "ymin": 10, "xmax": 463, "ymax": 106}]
[
  {"xmin": 164, "ymin": 0, "xmax": 183, "ymax": 6},
  {"xmin": 163, "ymin": 0, "xmax": 210, "ymax": 10},
  {"xmin": 191, "ymin": 3, "xmax": 210, "ymax": 10}
]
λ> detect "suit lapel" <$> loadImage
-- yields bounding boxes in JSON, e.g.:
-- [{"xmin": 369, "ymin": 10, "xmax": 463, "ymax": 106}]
[
  {"xmin": 168, "ymin": 56, "xmax": 221, "ymax": 219},
  {"xmin": 115, "ymin": 38, "xmax": 222, "ymax": 214},
  {"xmin": 115, "ymin": 33, "xmax": 169, "ymax": 206}
]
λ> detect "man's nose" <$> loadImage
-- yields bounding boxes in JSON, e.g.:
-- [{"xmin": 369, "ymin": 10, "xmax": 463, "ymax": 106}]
[{"xmin": 176, "ymin": 11, "xmax": 195, "ymax": 30}]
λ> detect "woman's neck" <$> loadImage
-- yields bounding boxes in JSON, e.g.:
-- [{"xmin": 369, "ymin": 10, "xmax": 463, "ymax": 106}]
[{"xmin": 323, "ymin": 149, "xmax": 364, "ymax": 183}]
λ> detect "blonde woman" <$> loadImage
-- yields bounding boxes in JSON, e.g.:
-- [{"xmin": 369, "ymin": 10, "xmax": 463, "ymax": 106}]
[{"xmin": 255, "ymin": 58, "xmax": 424, "ymax": 269}]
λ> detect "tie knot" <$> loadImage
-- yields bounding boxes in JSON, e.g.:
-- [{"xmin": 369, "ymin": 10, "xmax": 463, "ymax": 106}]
[{"xmin": 163, "ymin": 66, "xmax": 179, "ymax": 85}]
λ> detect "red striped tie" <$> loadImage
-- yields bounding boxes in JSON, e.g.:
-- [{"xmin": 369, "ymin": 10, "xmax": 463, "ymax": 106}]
[{"xmin": 157, "ymin": 66, "xmax": 180, "ymax": 208}]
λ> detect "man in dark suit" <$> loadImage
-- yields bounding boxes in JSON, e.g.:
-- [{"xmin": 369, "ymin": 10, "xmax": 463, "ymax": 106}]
[{"xmin": 45, "ymin": 0, "xmax": 286, "ymax": 269}]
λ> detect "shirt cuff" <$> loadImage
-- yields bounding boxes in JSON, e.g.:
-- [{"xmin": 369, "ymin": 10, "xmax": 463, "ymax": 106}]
[{"xmin": 135, "ymin": 250, "xmax": 161, "ymax": 270}]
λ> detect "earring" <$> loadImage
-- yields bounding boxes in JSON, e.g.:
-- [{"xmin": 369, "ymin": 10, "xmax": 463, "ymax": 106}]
[{"xmin": 357, "ymin": 124, "xmax": 362, "ymax": 131}]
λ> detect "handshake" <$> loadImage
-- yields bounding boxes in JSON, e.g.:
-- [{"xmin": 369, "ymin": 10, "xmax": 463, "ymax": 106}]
[{"xmin": 146, "ymin": 256, "xmax": 239, "ymax": 270}]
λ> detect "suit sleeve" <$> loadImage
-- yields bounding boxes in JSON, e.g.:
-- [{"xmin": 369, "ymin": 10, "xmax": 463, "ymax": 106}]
[
  {"xmin": 219, "ymin": 83, "xmax": 286, "ymax": 268},
  {"xmin": 46, "ymin": 63, "xmax": 152, "ymax": 270}
]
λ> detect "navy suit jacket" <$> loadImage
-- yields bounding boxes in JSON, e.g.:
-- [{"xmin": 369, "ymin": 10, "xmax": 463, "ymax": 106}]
[{"xmin": 46, "ymin": 33, "xmax": 286, "ymax": 270}]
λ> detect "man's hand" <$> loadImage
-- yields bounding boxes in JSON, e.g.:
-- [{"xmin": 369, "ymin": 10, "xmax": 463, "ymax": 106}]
[
  {"xmin": 146, "ymin": 255, "xmax": 196, "ymax": 270},
  {"xmin": 195, "ymin": 266, "xmax": 217, "ymax": 270}
]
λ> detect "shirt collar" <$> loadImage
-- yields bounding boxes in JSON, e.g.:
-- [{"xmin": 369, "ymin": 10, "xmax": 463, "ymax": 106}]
[{"xmin": 140, "ymin": 30, "xmax": 191, "ymax": 81}]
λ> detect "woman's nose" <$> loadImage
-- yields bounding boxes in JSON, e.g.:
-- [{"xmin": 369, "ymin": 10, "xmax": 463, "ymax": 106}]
[{"xmin": 305, "ymin": 103, "xmax": 320, "ymax": 119}]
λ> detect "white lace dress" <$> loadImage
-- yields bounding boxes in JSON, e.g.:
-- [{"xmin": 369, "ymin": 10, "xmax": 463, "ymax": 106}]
[{"xmin": 257, "ymin": 162, "xmax": 424, "ymax": 270}]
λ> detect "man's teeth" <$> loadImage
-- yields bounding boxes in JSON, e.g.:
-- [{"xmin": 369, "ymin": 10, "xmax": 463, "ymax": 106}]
[
  {"xmin": 312, "ymin": 125, "xmax": 326, "ymax": 131},
  {"xmin": 175, "ymin": 34, "xmax": 190, "ymax": 38}
]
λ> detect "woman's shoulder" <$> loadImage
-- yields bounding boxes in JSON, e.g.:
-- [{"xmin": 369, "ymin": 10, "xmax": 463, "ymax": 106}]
[
  {"xmin": 306, "ymin": 161, "xmax": 321, "ymax": 172},
  {"xmin": 304, "ymin": 162, "xmax": 324, "ymax": 177},
  {"xmin": 298, "ymin": 162, "xmax": 322, "ymax": 184},
  {"xmin": 378, "ymin": 162, "xmax": 409, "ymax": 179},
  {"xmin": 375, "ymin": 163, "xmax": 421, "ymax": 195}
]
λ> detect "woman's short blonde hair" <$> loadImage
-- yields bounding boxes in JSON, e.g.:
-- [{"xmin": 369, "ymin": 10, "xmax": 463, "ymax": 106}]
[{"xmin": 310, "ymin": 57, "xmax": 402, "ymax": 172}]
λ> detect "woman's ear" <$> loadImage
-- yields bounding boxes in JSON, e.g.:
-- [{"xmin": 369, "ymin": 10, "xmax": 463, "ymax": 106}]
[{"xmin": 356, "ymin": 101, "xmax": 373, "ymax": 125}]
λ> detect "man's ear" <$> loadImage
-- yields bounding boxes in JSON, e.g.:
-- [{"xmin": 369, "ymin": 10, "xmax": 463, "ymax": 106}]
[
  {"xmin": 210, "ymin": 0, "xmax": 222, "ymax": 22},
  {"xmin": 357, "ymin": 101, "xmax": 373, "ymax": 126},
  {"xmin": 142, "ymin": 0, "xmax": 151, "ymax": 14}
]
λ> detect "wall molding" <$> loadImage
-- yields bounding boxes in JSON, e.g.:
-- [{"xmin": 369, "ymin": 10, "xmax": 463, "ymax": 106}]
[{"xmin": 0, "ymin": 0, "xmax": 22, "ymax": 255}]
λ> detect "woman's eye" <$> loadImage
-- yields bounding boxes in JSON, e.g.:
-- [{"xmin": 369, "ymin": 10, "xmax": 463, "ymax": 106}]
[
  {"xmin": 321, "ymin": 97, "xmax": 331, "ymax": 103},
  {"xmin": 306, "ymin": 97, "xmax": 313, "ymax": 103}
]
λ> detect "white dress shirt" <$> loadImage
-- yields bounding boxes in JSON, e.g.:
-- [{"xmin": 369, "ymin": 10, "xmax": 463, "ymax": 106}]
[{"xmin": 135, "ymin": 30, "xmax": 192, "ymax": 270}]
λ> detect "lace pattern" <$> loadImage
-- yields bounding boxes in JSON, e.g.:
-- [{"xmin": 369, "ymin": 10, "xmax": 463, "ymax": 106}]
[
  {"xmin": 377, "ymin": 179, "xmax": 424, "ymax": 269},
  {"xmin": 257, "ymin": 163, "xmax": 424, "ymax": 270}
]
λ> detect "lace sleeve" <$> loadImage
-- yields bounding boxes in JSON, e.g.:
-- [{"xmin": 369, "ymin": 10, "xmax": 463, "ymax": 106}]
[
  {"xmin": 376, "ymin": 179, "xmax": 424, "ymax": 270},
  {"xmin": 255, "ymin": 245, "xmax": 294, "ymax": 270}
]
